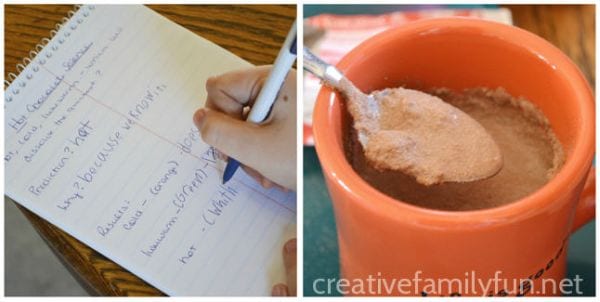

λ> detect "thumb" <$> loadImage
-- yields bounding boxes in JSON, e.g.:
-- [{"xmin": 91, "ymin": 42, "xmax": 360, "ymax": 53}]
[{"xmin": 194, "ymin": 108, "xmax": 267, "ymax": 169}]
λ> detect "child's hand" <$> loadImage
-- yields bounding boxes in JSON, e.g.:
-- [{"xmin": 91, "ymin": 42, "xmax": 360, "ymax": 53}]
[
  {"xmin": 272, "ymin": 238, "xmax": 297, "ymax": 296},
  {"xmin": 193, "ymin": 66, "xmax": 296, "ymax": 191}
]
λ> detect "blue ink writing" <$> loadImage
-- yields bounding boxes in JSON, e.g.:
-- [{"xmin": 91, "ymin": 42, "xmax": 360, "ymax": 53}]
[
  {"xmin": 150, "ymin": 160, "xmax": 179, "ymax": 195},
  {"xmin": 26, "ymin": 75, "xmax": 64, "ymax": 113},
  {"xmin": 97, "ymin": 200, "xmax": 130, "ymax": 237},
  {"xmin": 63, "ymin": 42, "xmax": 93, "ymax": 72}
]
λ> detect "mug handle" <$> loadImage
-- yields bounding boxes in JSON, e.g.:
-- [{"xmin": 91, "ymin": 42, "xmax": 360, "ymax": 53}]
[{"xmin": 571, "ymin": 167, "xmax": 595, "ymax": 233}]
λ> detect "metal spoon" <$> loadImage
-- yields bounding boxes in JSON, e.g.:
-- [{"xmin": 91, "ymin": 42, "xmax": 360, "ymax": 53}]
[
  {"xmin": 303, "ymin": 47, "xmax": 378, "ymax": 147},
  {"xmin": 303, "ymin": 47, "xmax": 503, "ymax": 185}
]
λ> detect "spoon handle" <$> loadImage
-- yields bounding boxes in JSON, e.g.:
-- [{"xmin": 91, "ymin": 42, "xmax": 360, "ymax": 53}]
[{"xmin": 303, "ymin": 47, "xmax": 344, "ymax": 88}]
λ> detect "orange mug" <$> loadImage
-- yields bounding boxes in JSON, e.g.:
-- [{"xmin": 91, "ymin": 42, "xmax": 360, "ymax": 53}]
[{"xmin": 312, "ymin": 18, "xmax": 595, "ymax": 296}]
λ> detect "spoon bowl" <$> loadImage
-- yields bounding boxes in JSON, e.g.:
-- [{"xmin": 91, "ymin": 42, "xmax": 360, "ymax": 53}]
[{"xmin": 303, "ymin": 47, "xmax": 503, "ymax": 185}]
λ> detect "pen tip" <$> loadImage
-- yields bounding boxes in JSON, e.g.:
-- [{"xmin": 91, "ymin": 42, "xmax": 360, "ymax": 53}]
[{"xmin": 222, "ymin": 170, "xmax": 233, "ymax": 185}]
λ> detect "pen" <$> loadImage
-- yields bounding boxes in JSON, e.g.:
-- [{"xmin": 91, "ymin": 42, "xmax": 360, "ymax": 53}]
[{"xmin": 222, "ymin": 21, "xmax": 297, "ymax": 184}]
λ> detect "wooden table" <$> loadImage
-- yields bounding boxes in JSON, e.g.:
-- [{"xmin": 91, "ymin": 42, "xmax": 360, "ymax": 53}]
[
  {"xmin": 4, "ymin": 4, "xmax": 295, "ymax": 296},
  {"xmin": 504, "ymin": 5, "xmax": 595, "ymax": 90}
]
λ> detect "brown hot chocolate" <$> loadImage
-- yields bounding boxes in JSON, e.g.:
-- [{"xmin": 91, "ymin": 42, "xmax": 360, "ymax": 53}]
[{"xmin": 344, "ymin": 87, "xmax": 565, "ymax": 211}]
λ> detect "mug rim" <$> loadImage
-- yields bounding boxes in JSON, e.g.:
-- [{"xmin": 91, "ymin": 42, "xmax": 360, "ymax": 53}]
[{"xmin": 313, "ymin": 17, "xmax": 595, "ymax": 227}]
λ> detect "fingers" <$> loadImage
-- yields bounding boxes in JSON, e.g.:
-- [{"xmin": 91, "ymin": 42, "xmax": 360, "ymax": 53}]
[
  {"xmin": 205, "ymin": 66, "xmax": 272, "ymax": 117},
  {"xmin": 283, "ymin": 238, "xmax": 297, "ymax": 296},
  {"xmin": 196, "ymin": 66, "xmax": 296, "ymax": 191},
  {"xmin": 271, "ymin": 283, "xmax": 289, "ymax": 296},
  {"xmin": 194, "ymin": 108, "xmax": 266, "ymax": 170},
  {"xmin": 241, "ymin": 165, "xmax": 276, "ymax": 189},
  {"xmin": 270, "ymin": 239, "xmax": 298, "ymax": 296},
  {"xmin": 240, "ymin": 165, "xmax": 265, "ymax": 185}
]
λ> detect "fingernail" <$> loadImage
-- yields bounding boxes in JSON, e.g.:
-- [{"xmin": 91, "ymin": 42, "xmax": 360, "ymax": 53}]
[
  {"xmin": 206, "ymin": 76, "xmax": 217, "ymax": 88},
  {"xmin": 193, "ymin": 108, "xmax": 206, "ymax": 125},
  {"xmin": 272, "ymin": 284, "xmax": 288, "ymax": 296},
  {"xmin": 261, "ymin": 178, "xmax": 273, "ymax": 189},
  {"xmin": 285, "ymin": 239, "xmax": 296, "ymax": 254}
]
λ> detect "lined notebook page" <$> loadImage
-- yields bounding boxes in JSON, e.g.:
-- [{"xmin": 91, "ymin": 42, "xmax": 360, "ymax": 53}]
[{"xmin": 4, "ymin": 5, "xmax": 296, "ymax": 296}]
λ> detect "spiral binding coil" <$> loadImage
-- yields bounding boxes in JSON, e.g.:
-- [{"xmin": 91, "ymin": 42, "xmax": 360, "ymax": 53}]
[{"xmin": 5, "ymin": 4, "xmax": 96, "ymax": 102}]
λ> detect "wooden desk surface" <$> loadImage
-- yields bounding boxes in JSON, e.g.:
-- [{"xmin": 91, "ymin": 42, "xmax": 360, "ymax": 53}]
[
  {"xmin": 504, "ymin": 4, "xmax": 595, "ymax": 90},
  {"xmin": 4, "ymin": 4, "xmax": 295, "ymax": 296}
]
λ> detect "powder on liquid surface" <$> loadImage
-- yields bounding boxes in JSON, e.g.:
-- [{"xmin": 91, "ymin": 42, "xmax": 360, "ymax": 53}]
[{"xmin": 344, "ymin": 87, "xmax": 565, "ymax": 211}]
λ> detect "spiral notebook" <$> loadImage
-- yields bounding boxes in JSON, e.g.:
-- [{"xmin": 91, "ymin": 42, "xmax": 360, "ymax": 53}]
[{"xmin": 4, "ymin": 5, "xmax": 296, "ymax": 296}]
